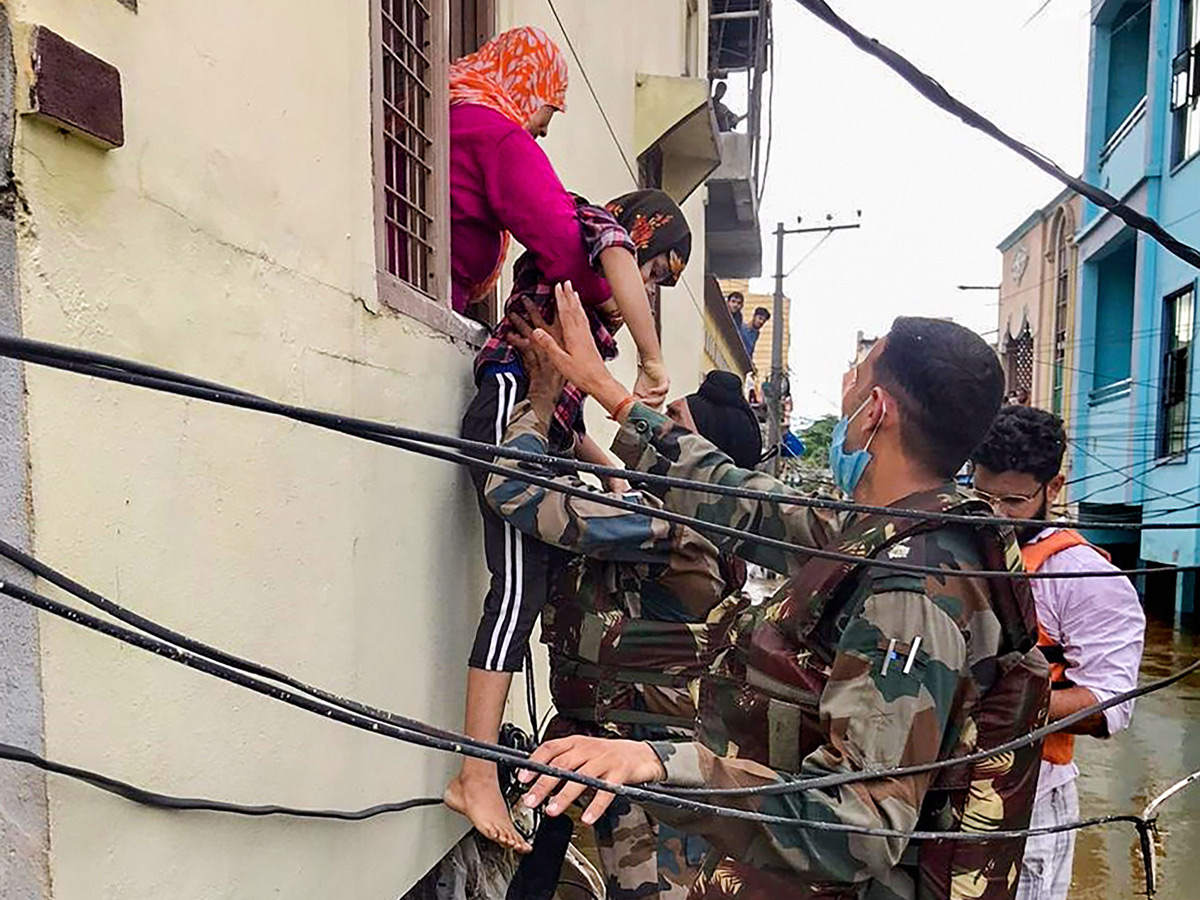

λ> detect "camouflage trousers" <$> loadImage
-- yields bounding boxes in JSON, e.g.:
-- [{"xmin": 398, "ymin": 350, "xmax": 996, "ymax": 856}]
[{"xmin": 594, "ymin": 794, "xmax": 708, "ymax": 900}]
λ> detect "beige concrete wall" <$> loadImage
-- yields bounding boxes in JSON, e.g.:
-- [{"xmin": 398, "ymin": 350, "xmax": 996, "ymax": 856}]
[
  {"xmin": 11, "ymin": 0, "xmax": 484, "ymax": 897},
  {"xmin": 998, "ymin": 193, "xmax": 1081, "ymax": 431},
  {"xmin": 7, "ymin": 1, "xmax": 712, "ymax": 897}
]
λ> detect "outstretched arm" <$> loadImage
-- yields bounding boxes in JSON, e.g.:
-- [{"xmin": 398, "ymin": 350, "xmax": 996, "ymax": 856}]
[
  {"xmin": 597, "ymin": 246, "xmax": 668, "ymax": 408},
  {"xmin": 529, "ymin": 281, "xmax": 846, "ymax": 573},
  {"xmin": 518, "ymin": 586, "xmax": 969, "ymax": 885}
]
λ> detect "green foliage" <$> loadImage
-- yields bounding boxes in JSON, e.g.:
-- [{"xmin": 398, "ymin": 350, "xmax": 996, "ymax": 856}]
[{"xmin": 801, "ymin": 414, "xmax": 839, "ymax": 467}]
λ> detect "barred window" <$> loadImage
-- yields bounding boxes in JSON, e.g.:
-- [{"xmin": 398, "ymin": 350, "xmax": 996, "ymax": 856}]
[
  {"xmin": 372, "ymin": 1, "xmax": 493, "ymax": 339},
  {"xmin": 1172, "ymin": 0, "xmax": 1200, "ymax": 166},
  {"xmin": 1006, "ymin": 323, "xmax": 1034, "ymax": 398},
  {"xmin": 1159, "ymin": 286, "xmax": 1195, "ymax": 458},
  {"xmin": 381, "ymin": 0, "xmax": 435, "ymax": 291},
  {"xmin": 1052, "ymin": 212, "xmax": 1074, "ymax": 415}
]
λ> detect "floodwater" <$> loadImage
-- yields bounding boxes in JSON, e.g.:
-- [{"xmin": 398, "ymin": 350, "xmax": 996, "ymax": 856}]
[{"xmin": 1071, "ymin": 615, "xmax": 1200, "ymax": 900}]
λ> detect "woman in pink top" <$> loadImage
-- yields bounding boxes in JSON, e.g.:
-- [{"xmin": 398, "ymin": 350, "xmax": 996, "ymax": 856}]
[{"xmin": 446, "ymin": 26, "xmax": 670, "ymax": 851}]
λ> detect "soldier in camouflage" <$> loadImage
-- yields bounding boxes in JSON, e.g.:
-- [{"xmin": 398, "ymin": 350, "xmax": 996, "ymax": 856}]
[
  {"xmin": 515, "ymin": 291, "xmax": 1050, "ymax": 900},
  {"xmin": 486, "ymin": 307, "xmax": 762, "ymax": 900}
]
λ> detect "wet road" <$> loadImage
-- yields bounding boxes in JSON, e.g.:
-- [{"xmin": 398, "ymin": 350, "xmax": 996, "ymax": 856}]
[{"xmin": 1071, "ymin": 615, "xmax": 1200, "ymax": 900}]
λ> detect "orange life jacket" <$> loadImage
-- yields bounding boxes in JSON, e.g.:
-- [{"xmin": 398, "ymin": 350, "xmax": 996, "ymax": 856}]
[{"xmin": 1021, "ymin": 529, "xmax": 1111, "ymax": 766}]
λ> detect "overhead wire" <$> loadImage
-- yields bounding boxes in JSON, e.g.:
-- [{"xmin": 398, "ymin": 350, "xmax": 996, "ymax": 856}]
[
  {"xmin": 0, "ymin": 343, "xmax": 1193, "ymax": 810},
  {"xmin": 661, "ymin": 654, "xmax": 1200, "ymax": 797},
  {"xmin": 0, "ymin": 537, "xmax": 518, "ymax": 761},
  {"xmin": 1, "ymin": 573, "xmax": 1195, "ymax": 841},
  {"xmin": 0, "ymin": 344, "xmax": 1194, "ymax": 841},
  {"xmin": 0, "ymin": 741, "xmax": 441, "ymax": 821},
  {"xmin": 756, "ymin": 5, "xmax": 775, "ymax": 205},
  {"xmin": 0, "ymin": 336, "xmax": 1188, "ymax": 880},
  {"xmin": 4, "ymin": 0, "xmax": 1195, "ymax": 870},
  {"xmin": 545, "ymin": 0, "xmax": 638, "ymax": 185},
  {"xmin": 1021, "ymin": 0, "xmax": 1056, "ymax": 28},
  {"xmin": 1068, "ymin": 439, "xmax": 1199, "ymax": 506},
  {"xmin": 12, "ymin": 334, "xmax": 1200, "ymax": 581},
  {"xmin": 783, "ymin": 229, "xmax": 835, "ymax": 279},
  {"xmin": 788, "ymin": 0, "xmax": 1200, "ymax": 271}
]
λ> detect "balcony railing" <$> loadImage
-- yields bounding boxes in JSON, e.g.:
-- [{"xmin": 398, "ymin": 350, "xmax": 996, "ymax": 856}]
[
  {"xmin": 1099, "ymin": 95, "xmax": 1147, "ymax": 165},
  {"xmin": 1096, "ymin": 97, "xmax": 1147, "ymax": 202}
]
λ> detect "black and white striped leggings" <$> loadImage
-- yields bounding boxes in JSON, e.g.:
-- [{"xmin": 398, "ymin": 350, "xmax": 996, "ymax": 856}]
[{"xmin": 461, "ymin": 365, "xmax": 567, "ymax": 673}]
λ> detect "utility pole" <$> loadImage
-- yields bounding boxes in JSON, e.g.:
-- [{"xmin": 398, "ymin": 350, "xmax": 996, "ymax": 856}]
[{"xmin": 768, "ymin": 215, "xmax": 862, "ymax": 474}]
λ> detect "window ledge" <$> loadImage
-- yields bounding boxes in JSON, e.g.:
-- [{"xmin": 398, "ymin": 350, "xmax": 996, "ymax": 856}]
[
  {"xmin": 1088, "ymin": 378, "xmax": 1133, "ymax": 406},
  {"xmin": 1153, "ymin": 451, "xmax": 1189, "ymax": 466},
  {"xmin": 376, "ymin": 272, "xmax": 488, "ymax": 349},
  {"xmin": 1170, "ymin": 148, "xmax": 1200, "ymax": 177}
]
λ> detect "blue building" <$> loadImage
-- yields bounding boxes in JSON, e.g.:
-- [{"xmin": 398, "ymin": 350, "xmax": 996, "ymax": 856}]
[{"xmin": 1074, "ymin": 0, "xmax": 1200, "ymax": 620}]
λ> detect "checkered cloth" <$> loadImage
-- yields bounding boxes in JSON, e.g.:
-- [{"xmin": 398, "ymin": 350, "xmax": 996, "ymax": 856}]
[
  {"xmin": 474, "ymin": 199, "xmax": 635, "ymax": 447},
  {"xmin": 1015, "ymin": 780, "xmax": 1079, "ymax": 900}
]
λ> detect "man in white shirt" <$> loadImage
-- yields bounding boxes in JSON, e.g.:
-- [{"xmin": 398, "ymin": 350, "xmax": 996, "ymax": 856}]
[{"xmin": 971, "ymin": 405, "xmax": 1146, "ymax": 900}]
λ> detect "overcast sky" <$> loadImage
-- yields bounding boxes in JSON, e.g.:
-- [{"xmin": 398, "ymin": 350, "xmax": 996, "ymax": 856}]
[{"xmin": 746, "ymin": 0, "xmax": 1091, "ymax": 422}]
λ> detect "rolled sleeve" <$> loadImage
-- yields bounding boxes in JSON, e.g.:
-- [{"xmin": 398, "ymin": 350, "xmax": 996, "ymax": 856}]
[{"xmin": 1044, "ymin": 546, "xmax": 1146, "ymax": 736}]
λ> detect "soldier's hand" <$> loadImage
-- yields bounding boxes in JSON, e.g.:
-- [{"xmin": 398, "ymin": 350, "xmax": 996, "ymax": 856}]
[
  {"xmin": 517, "ymin": 735, "xmax": 666, "ymax": 825},
  {"xmin": 532, "ymin": 283, "xmax": 632, "ymax": 415},
  {"xmin": 507, "ymin": 299, "xmax": 565, "ymax": 430}
]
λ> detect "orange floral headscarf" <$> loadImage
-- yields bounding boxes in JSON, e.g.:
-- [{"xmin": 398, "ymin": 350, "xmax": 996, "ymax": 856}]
[{"xmin": 449, "ymin": 26, "xmax": 569, "ymax": 127}]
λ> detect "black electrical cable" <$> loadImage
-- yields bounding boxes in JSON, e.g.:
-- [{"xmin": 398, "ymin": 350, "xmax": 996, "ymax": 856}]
[
  {"xmin": 659, "ymin": 655, "xmax": 1200, "ymax": 799},
  {"xmin": 3, "ymin": 573, "xmax": 1197, "ymax": 835},
  {"xmin": 10, "ymin": 336, "xmax": 1200, "ymax": 586},
  {"xmin": 4, "ymin": 340, "xmax": 1200, "ymax": 823},
  {"xmin": 12, "ymin": 344, "xmax": 1199, "ymax": 581},
  {"xmin": 791, "ymin": 0, "xmax": 1200, "ymax": 272},
  {"xmin": 0, "ymin": 537, "xmax": 524, "ymax": 765},
  {"xmin": 0, "ymin": 576, "xmax": 1181, "ymax": 842},
  {"xmin": 0, "ymin": 741, "xmax": 441, "ymax": 821},
  {"xmin": 545, "ymin": 0, "xmax": 638, "ymax": 184},
  {"xmin": 7, "ymin": 331, "xmax": 1200, "ymax": 539},
  {"xmin": 525, "ymin": 648, "xmax": 541, "ymax": 744}
]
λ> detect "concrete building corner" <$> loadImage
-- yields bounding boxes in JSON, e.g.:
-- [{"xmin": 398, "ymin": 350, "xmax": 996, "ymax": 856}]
[{"xmin": 0, "ymin": 4, "xmax": 51, "ymax": 899}]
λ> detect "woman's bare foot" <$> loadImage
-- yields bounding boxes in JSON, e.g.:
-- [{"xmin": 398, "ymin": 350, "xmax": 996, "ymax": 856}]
[{"xmin": 445, "ymin": 762, "xmax": 532, "ymax": 854}]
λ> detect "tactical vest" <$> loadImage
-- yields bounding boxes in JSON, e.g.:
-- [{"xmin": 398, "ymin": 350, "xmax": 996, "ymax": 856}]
[
  {"xmin": 543, "ymin": 552, "xmax": 746, "ymax": 738},
  {"xmin": 1020, "ymin": 529, "xmax": 1111, "ymax": 767},
  {"xmin": 693, "ymin": 489, "xmax": 1048, "ymax": 900}
]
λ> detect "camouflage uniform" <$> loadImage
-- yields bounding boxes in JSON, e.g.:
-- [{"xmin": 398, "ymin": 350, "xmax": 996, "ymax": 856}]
[
  {"xmin": 613, "ymin": 403, "xmax": 1050, "ymax": 900},
  {"xmin": 485, "ymin": 400, "xmax": 744, "ymax": 900}
]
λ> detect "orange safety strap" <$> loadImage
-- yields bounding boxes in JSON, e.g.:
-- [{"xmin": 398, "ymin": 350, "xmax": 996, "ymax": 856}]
[{"xmin": 1021, "ymin": 530, "xmax": 1111, "ymax": 766}]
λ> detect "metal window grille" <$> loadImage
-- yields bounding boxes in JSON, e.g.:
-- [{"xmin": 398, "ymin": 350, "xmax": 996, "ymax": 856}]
[
  {"xmin": 381, "ymin": 0, "xmax": 435, "ymax": 291},
  {"xmin": 1009, "ymin": 325, "xmax": 1034, "ymax": 395},
  {"xmin": 1172, "ymin": 0, "xmax": 1200, "ymax": 165},
  {"xmin": 1160, "ymin": 287, "xmax": 1194, "ymax": 457},
  {"xmin": 1052, "ymin": 220, "xmax": 1071, "ymax": 413},
  {"xmin": 450, "ymin": 0, "xmax": 494, "ymax": 62}
]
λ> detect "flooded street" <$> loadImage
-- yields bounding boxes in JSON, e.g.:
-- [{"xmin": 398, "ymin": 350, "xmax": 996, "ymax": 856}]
[{"xmin": 1071, "ymin": 615, "xmax": 1200, "ymax": 900}]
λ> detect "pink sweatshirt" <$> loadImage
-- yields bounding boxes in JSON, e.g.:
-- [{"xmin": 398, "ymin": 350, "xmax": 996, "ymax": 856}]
[{"xmin": 449, "ymin": 103, "xmax": 610, "ymax": 313}]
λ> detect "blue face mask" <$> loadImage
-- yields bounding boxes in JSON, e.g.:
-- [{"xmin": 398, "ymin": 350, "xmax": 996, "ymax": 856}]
[{"xmin": 829, "ymin": 396, "xmax": 883, "ymax": 496}]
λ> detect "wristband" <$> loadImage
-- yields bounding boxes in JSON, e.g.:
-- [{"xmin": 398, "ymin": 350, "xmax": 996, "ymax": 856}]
[{"xmin": 609, "ymin": 395, "xmax": 638, "ymax": 422}]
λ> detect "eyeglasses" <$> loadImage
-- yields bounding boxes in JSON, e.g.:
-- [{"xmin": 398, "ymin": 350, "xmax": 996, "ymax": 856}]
[{"xmin": 972, "ymin": 485, "xmax": 1046, "ymax": 509}]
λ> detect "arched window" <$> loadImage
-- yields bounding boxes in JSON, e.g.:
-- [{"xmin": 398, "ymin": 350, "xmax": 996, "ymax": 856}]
[{"xmin": 1052, "ymin": 210, "xmax": 1075, "ymax": 414}]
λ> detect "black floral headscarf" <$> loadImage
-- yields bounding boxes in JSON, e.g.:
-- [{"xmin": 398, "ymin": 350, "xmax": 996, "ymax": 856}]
[{"xmin": 605, "ymin": 190, "xmax": 692, "ymax": 286}]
